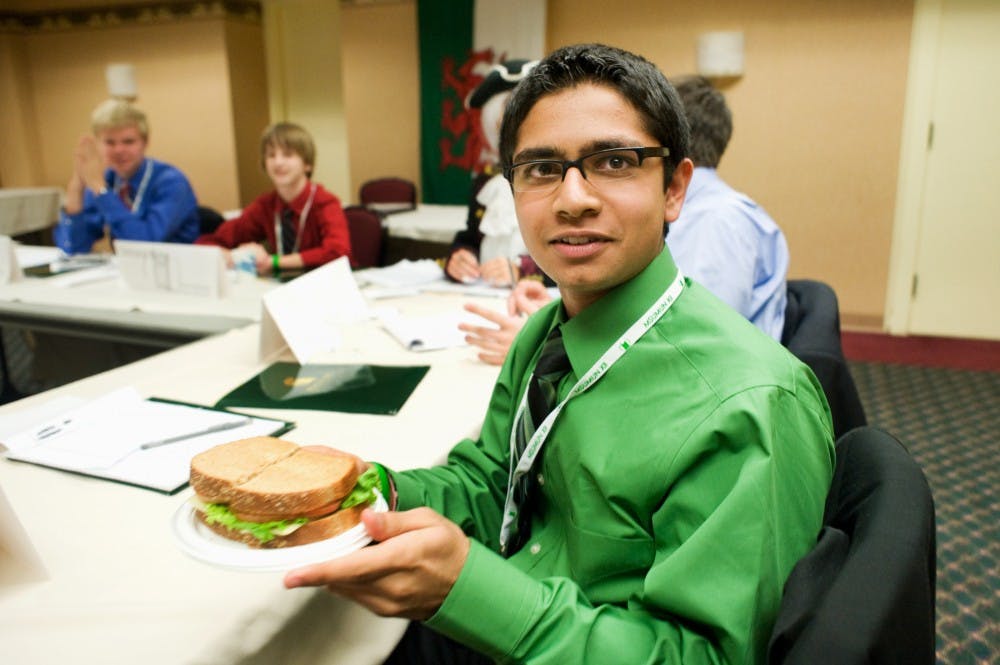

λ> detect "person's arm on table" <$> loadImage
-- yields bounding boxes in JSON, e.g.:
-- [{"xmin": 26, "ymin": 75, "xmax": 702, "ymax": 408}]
[{"xmin": 295, "ymin": 195, "xmax": 352, "ymax": 268}]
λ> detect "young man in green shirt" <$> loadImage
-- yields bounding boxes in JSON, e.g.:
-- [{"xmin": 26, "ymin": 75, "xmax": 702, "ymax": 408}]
[{"xmin": 285, "ymin": 43, "xmax": 835, "ymax": 664}]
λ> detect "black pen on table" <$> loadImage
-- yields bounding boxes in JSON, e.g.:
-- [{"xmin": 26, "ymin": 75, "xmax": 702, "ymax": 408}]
[{"xmin": 138, "ymin": 417, "xmax": 252, "ymax": 450}]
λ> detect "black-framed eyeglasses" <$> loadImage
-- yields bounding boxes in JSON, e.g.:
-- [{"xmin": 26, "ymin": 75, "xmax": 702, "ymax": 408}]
[{"xmin": 504, "ymin": 146, "xmax": 670, "ymax": 194}]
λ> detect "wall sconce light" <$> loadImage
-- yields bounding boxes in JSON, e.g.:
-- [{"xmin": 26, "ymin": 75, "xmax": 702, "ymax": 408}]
[
  {"xmin": 697, "ymin": 31, "xmax": 745, "ymax": 78},
  {"xmin": 105, "ymin": 63, "xmax": 138, "ymax": 101}
]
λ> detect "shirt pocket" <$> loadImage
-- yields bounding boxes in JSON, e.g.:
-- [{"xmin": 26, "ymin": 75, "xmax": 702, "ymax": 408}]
[{"xmin": 564, "ymin": 518, "xmax": 655, "ymax": 603}]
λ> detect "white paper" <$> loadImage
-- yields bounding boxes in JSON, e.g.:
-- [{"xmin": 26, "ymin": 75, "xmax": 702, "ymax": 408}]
[
  {"xmin": 1, "ymin": 387, "xmax": 289, "ymax": 493},
  {"xmin": 354, "ymin": 259, "xmax": 444, "ymax": 288},
  {"xmin": 115, "ymin": 240, "xmax": 229, "ymax": 298},
  {"xmin": 0, "ymin": 236, "xmax": 22, "ymax": 285},
  {"xmin": 259, "ymin": 257, "xmax": 370, "ymax": 363},
  {"xmin": 13, "ymin": 244, "xmax": 63, "ymax": 269},
  {"xmin": 378, "ymin": 309, "xmax": 477, "ymax": 352}
]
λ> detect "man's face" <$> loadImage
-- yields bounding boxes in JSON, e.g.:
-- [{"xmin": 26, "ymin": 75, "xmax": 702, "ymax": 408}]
[
  {"xmin": 264, "ymin": 144, "xmax": 310, "ymax": 195},
  {"xmin": 512, "ymin": 83, "xmax": 689, "ymax": 315},
  {"xmin": 98, "ymin": 125, "xmax": 147, "ymax": 179}
]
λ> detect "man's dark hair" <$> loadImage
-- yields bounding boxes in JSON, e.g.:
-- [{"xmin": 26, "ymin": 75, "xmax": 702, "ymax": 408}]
[
  {"xmin": 670, "ymin": 75, "xmax": 732, "ymax": 168},
  {"xmin": 498, "ymin": 43, "xmax": 690, "ymax": 189}
]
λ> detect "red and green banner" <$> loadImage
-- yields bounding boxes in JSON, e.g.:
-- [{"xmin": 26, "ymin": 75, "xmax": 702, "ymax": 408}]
[
  {"xmin": 418, "ymin": 0, "xmax": 476, "ymax": 204},
  {"xmin": 417, "ymin": 0, "xmax": 546, "ymax": 204}
]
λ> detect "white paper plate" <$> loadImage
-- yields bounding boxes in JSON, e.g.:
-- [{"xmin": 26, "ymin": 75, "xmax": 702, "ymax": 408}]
[{"xmin": 172, "ymin": 491, "xmax": 387, "ymax": 573}]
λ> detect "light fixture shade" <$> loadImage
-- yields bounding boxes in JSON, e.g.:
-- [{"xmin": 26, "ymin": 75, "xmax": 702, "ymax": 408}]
[
  {"xmin": 105, "ymin": 63, "xmax": 137, "ymax": 100},
  {"xmin": 697, "ymin": 31, "xmax": 745, "ymax": 78}
]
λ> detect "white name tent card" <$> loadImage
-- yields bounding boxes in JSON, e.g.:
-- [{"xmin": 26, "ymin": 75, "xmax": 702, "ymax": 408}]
[
  {"xmin": 260, "ymin": 257, "xmax": 370, "ymax": 363},
  {"xmin": 0, "ymin": 236, "xmax": 23, "ymax": 285},
  {"xmin": 115, "ymin": 240, "xmax": 229, "ymax": 298},
  {"xmin": 0, "ymin": 485, "xmax": 48, "ymax": 587}
]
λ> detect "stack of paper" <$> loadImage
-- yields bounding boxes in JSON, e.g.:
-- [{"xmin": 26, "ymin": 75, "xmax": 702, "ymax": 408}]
[{"xmin": 0, "ymin": 387, "xmax": 292, "ymax": 494}]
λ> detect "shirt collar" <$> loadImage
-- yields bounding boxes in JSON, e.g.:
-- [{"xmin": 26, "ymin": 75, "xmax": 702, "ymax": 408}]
[
  {"xmin": 685, "ymin": 166, "xmax": 717, "ymax": 200},
  {"xmin": 108, "ymin": 158, "xmax": 151, "ymax": 188},
  {"xmin": 284, "ymin": 181, "xmax": 315, "ymax": 214},
  {"xmin": 556, "ymin": 248, "xmax": 681, "ymax": 377}
]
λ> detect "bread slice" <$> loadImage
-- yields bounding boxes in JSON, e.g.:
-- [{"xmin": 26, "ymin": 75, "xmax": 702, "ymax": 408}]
[
  {"xmin": 190, "ymin": 437, "xmax": 359, "ymax": 516},
  {"xmin": 190, "ymin": 437, "xmax": 298, "ymax": 505},
  {"xmin": 196, "ymin": 503, "xmax": 366, "ymax": 549}
]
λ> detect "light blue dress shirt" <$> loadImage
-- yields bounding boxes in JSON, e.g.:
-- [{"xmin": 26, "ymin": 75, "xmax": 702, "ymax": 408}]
[{"xmin": 667, "ymin": 166, "xmax": 789, "ymax": 340}]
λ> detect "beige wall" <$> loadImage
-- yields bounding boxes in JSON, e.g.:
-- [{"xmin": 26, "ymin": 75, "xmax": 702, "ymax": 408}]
[
  {"xmin": 546, "ymin": 0, "xmax": 913, "ymax": 328},
  {"xmin": 341, "ymin": 1, "xmax": 421, "ymax": 204}
]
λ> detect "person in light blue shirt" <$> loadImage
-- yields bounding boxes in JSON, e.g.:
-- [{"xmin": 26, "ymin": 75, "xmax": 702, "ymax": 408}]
[
  {"xmin": 666, "ymin": 76, "xmax": 788, "ymax": 340},
  {"xmin": 55, "ymin": 99, "xmax": 199, "ymax": 254}
]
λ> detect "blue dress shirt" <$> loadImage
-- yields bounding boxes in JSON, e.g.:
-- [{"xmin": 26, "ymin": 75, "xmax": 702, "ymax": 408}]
[
  {"xmin": 667, "ymin": 167, "xmax": 788, "ymax": 340},
  {"xmin": 55, "ymin": 158, "xmax": 199, "ymax": 254}
]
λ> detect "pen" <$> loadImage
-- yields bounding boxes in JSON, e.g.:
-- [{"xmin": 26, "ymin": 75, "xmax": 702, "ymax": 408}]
[
  {"xmin": 505, "ymin": 258, "xmax": 516, "ymax": 287},
  {"xmin": 138, "ymin": 417, "xmax": 252, "ymax": 450}
]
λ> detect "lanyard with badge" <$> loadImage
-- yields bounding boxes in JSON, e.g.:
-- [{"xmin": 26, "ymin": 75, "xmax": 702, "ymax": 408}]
[
  {"xmin": 113, "ymin": 159, "xmax": 154, "ymax": 213},
  {"xmin": 272, "ymin": 182, "xmax": 317, "ymax": 255},
  {"xmin": 498, "ymin": 270, "xmax": 686, "ymax": 551}
]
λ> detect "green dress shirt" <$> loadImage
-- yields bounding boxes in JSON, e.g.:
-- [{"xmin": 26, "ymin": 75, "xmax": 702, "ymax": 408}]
[{"xmin": 392, "ymin": 249, "xmax": 835, "ymax": 664}]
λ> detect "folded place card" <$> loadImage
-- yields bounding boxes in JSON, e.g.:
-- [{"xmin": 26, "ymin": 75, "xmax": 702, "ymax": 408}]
[
  {"xmin": 215, "ymin": 362, "xmax": 429, "ymax": 415},
  {"xmin": 115, "ymin": 239, "xmax": 229, "ymax": 298},
  {"xmin": 0, "ymin": 485, "xmax": 48, "ymax": 587},
  {"xmin": 0, "ymin": 236, "xmax": 23, "ymax": 285},
  {"xmin": 259, "ymin": 257, "xmax": 370, "ymax": 364}
]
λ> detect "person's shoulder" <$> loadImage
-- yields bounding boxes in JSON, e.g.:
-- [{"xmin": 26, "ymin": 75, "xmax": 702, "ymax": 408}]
[
  {"xmin": 658, "ymin": 284, "xmax": 803, "ymax": 392},
  {"xmin": 311, "ymin": 183, "xmax": 343, "ymax": 207}
]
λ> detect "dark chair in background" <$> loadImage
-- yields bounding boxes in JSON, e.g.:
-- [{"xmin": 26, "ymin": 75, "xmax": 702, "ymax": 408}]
[
  {"xmin": 197, "ymin": 205, "xmax": 225, "ymax": 236},
  {"xmin": 359, "ymin": 177, "xmax": 417, "ymax": 214},
  {"xmin": 343, "ymin": 205, "xmax": 385, "ymax": 269},
  {"xmin": 768, "ymin": 426, "xmax": 936, "ymax": 665},
  {"xmin": 781, "ymin": 279, "xmax": 867, "ymax": 438}
]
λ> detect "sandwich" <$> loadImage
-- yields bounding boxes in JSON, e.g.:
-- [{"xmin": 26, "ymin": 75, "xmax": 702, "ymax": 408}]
[{"xmin": 189, "ymin": 436, "xmax": 379, "ymax": 548}]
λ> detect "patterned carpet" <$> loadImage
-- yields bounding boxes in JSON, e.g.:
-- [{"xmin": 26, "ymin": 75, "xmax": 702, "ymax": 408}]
[{"xmin": 849, "ymin": 360, "xmax": 999, "ymax": 664}]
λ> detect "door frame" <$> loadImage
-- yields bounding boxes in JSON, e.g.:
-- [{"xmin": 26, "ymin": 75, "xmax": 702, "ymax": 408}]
[{"xmin": 883, "ymin": 0, "xmax": 941, "ymax": 335}]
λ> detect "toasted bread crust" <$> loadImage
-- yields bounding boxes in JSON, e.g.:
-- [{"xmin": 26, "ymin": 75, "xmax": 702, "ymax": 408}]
[
  {"xmin": 196, "ymin": 503, "xmax": 366, "ymax": 549},
  {"xmin": 190, "ymin": 437, "xmax": 360, "ymax": 517}
]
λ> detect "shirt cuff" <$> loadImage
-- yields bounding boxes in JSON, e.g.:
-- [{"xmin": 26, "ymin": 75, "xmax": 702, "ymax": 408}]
[{"xmin": 425, "ymin": 539, "xmax": 542, "ymax": 661}]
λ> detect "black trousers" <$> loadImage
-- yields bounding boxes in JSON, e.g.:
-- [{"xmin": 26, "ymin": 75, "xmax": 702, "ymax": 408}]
[{"xmin": 384, "ymin": 621, "xmax": 495, "ymax": 665}]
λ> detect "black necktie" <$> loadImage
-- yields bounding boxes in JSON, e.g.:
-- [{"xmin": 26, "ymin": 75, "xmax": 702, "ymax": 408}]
[
  {"xmin": 280, "ymin": 208, "xmax": 297, "ymax": 255},
  {"xmin": 506, "ymin": 325, "xmax": 571, "ymax": 555}
]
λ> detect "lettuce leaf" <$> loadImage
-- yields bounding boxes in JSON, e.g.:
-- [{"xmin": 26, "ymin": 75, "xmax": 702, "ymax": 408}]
[
  {"xmin": 202, "ymin": 503, "xmax": 307, "ymax": 544},
  {"xmin": 340, "ymin": 466, "xmax": 379, "ymax": 509}
]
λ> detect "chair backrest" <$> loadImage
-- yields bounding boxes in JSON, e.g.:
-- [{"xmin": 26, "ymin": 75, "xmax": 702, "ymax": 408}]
[
  {"xmin": 197, "ymin": 206, "xmax": 225, "ymax": 236},
  {"xmin": 343, "ymin": 205, "xmax": 384, "ymax": 269},
  {"xmin": 358, "ymin": 177, "xmax": 417, "ymax": 213},
  {"xmin": 781, "ymin": 279, "xmax": 866, "ymax": 438},
  {"xmin": 767, "ymin": 426, "xmax": 936, "ymax": 665}
]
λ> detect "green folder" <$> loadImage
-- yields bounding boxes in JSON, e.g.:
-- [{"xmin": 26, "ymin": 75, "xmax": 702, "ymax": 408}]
[{"xmin": 214, "ymin": 362, "xmax": 430, "ymax": 415}]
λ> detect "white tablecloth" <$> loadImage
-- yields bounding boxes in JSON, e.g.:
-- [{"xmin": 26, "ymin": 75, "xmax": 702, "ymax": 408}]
[
  {"xmin": 382, "ymin": 204, "xmax": 466, "ymax": 243},
  {"xmin": 0, "ymin": 187, "xmax": 61, "ymax": 236}
]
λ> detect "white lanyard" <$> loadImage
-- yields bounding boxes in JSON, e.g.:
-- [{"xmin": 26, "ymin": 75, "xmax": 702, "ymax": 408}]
[
  {"xmin": 114, "ymin": 159, "xmax": 154, "ymax": 213},
  {"xmin": 272, "ymin": 182, "xmax": 317, "ymax": 256},
  {"xmin": 498, "ymin": 270, "xmax": 686, "ymax": 551}
]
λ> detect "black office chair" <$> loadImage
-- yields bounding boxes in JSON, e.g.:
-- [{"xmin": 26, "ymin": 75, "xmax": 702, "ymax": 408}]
[
  {"xmin": 343, "ymin": 205, "xmax": 385, "ymax": 269},
  {"xmin": 781, "ymin": 279, "xmax": 867, "ymax": 438},
  {"xmin": 197, "ymin": 206, "xmax": 225, "ymax": 235},
  {"xmin": 767, "ymin": 426, "xmax": 936, "ymax": 665}
]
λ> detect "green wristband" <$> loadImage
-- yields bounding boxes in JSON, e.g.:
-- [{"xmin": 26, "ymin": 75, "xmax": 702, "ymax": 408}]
[
  {"xmin": 271, "ymin": 253, "xmax": 280, "ymax": 273},
  {"xmin": 370, "ymin": 462, "xmax": 392, "ymax": 506}
]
